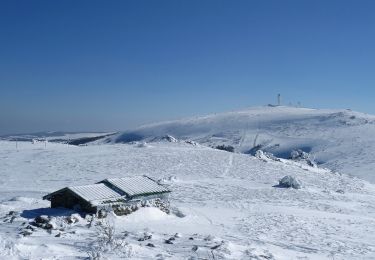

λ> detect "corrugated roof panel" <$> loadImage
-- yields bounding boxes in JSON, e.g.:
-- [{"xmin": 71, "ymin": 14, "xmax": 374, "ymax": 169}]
[
  {"xmin": 104, "ymin": 176, "xmax": 170, "ymax": 197},
  {"xmin": 69, "ymin": 183, "xmax": 122, "ymax": 202}
]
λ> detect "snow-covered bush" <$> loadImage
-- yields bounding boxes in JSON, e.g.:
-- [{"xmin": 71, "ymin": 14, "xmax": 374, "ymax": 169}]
[
  {"xmin": 185, "ymin": 140, "xmax": 198, "ymax": 146},
  {"xmin": 158, "ymin": 175, "xmax": 178, "ymax": 184},
  {"xmin": 278, "ymin": 175, "xmax": 302, "ymax": 189},
  {"xmin": 255, "ymin": 150, "xmax": 268, "ymax": 161},
  {"xmin": 215, "ymin": 144, "xmax": 234, "ymax": 152},
  {"xmin": 290, "ymin": 149, "xmax": 317, "ymax": 167},
  {"xmin": 290, "ymin": 149, "xmax": 309, "ymax": 160},
  {"xmin": 255, "ymin": 150, "xmax": 280, "ymax": 162},
  {"xmin": 87, "ymin": 218, "xmax": 132, "ymax": 259},
  {"xmin": 162, "ymin": 135, "xmax": 178, "ymax": 142}
]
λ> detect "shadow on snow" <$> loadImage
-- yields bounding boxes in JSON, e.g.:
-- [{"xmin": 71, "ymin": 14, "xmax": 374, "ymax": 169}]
[{"xmin": 21, "ymin": 207, "xmax": 79, "ymax": 219}]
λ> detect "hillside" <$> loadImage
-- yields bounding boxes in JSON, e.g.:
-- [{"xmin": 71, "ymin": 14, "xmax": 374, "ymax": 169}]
[
  {"xmin": 107, "ymin": 106, "xmax": 375, "ymax": 182},
  {"xmin": 0, "ymin": 141, "xmax": 375, "ymax": 259}
]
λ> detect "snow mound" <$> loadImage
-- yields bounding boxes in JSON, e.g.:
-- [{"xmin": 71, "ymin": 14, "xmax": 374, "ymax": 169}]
[
  {"xmin": 278, "ymin": 175, "xmax": 302, "ymax": 189},
  {"xmin": 121, "ymin": 207, "xmax": 172, "ymax": 222}
]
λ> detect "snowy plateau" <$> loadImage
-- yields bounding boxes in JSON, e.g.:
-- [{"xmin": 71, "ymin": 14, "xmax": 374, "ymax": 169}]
[{"xmin": 1, "ymin": 106, "xmax": 375, "ymax": 259}]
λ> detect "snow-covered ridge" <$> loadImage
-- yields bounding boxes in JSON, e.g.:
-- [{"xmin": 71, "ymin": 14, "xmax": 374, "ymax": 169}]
[
  {"xmin": 1, "ymin": 131, "xmax": 115, "ymax": 142},
  {"xmin": 105, "ymin": 106, "xmax": 375, "ymax": 182}
]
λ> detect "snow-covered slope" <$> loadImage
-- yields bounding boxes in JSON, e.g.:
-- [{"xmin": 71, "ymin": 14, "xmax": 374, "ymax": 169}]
[
  {"xmin": 1, "ymin": 131, "xmax": 115, "ymax": 142},
  {"xmin": 1, "ymin": 141, "xmax": 375, "ymax": 259},
  {"xmin": 107, "ymin": 106, "xmax": 375, "ymax": 183}
]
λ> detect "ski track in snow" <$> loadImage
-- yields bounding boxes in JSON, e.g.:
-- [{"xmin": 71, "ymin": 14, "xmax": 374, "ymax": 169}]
[
  {"xmin": 0, "ymin": 141, "xmax": 375, "ymax": 259},
  {"xmin": 222, "ymin": 154, "xmax": 233, "ymax": 178}
]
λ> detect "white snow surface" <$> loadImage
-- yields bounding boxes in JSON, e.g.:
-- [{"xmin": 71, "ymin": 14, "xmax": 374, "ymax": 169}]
[
  {"xmin": 107, "ymin": 106, "xmax": 375, "ymax": 183},
  {"xmin": 1, "ymin": 140, "xmax": 375, "ymax": 259}
]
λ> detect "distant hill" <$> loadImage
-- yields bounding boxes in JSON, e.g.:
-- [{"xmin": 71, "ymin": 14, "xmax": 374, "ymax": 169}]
[
  {"xmin": 1, "ymin": 131, "xmax": 116, "ymax": 145},
  {"xmin": 104, "ymin": 106, "xmax": 375, "ymax": 182}
]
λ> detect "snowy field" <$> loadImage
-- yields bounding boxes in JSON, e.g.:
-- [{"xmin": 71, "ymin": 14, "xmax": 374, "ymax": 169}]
[{"xmin": 1, "ymin": 140, "xmax": 375, "ymax": 259}]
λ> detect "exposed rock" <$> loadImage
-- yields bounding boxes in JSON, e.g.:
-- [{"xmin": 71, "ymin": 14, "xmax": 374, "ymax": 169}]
[
  {"xmin": 164, "ymin": 239, "xmax": 174, "ymax": 244},
  {"xmin": 174, "ymin": 233, "xmax": 182, "ymax": 238},
  {"xmin": 97, "ymin": 209, "xmax": 107, "ymax": 219},
  {"xmin": 65, "ymin": 214, "xmax": 80, "ymax": 224},
  {"xmin": 25, "ymin": 225, "xmax": 36, "ymax": 231},
  {"xmin": 35, "ymin": 215, "xmax": 49, "ymax": 225},
  {"xmin": 138, "ymin": 233, "xmax": 152, "ymax": 241},
  {"xmin": 211, "ymin": 241, "xmax": 224, "ymax": 250},
  {"xmin": 6, "ymin": 211, "xmax": 18, "ymax": 217},
  {"xmin": 32, "ymin": 215, "xmax": 56, "ymax": 230},
  {"xmin": 20, "ymin": 229, "xmax": 33, "ymax": 236}
]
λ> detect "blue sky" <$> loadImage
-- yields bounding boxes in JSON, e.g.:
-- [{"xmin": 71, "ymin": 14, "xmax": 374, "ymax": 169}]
[{"xmin": 1, "ymin": 0, "xmax": 375, "ymax": 134}]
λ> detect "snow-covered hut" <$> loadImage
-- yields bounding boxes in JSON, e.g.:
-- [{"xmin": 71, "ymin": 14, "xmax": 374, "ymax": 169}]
[{"xmin": 43, "ymin": 176, "xmax": 171, "ymax": 214}]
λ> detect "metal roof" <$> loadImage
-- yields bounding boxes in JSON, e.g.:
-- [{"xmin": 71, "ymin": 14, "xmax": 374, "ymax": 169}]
[
  {"xmin": 43, "ymin": 175, "xmax": 170, "ymax": 205},
  {"xmin": 69, "ymin": 183, "xmax": 122, "ymax": 202},
  {"xmin": 101, "ymin": 176, "xmax": 170, "ymax": 197}
]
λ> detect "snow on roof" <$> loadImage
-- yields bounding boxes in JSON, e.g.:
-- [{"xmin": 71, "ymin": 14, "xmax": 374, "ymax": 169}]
[
  {"xmin": 101, "ymin": 176, "xmax": 170, "ymax": 197},
  {"xmin": 43, "ymin": 175, "xmax": 170, "ymax": 203},
  {"xmin": 69, "ymin": 183, "xmax": 122, "ymax": 202}
]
